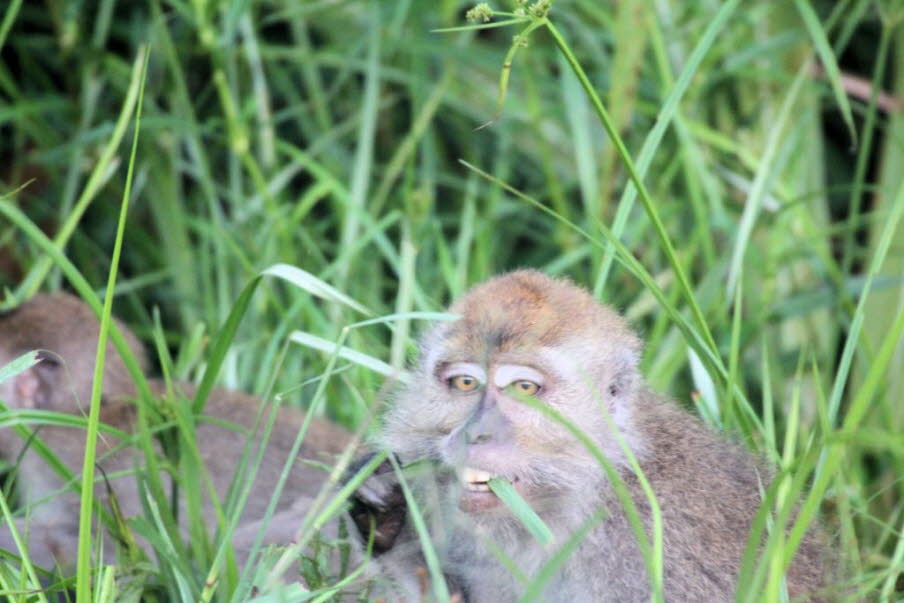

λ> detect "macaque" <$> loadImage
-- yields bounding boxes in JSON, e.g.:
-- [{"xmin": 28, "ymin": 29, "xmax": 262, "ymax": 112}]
[
  {"xmin": 350, "ymin": 270, "xmax": 828, "ymax": 601},
  {"xmin": 0, "ymin": 292, "xmax": 352, "ymax": 573}
]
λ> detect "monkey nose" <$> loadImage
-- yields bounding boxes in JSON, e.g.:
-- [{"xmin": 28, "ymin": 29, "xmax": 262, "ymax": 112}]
[
  {"xmin": 463, "ymin": 405, "xmax": 513, "ymax": 446},
  {"xmin": 465, "ymin": 429, "xmax": 492, "ymax": 445}
]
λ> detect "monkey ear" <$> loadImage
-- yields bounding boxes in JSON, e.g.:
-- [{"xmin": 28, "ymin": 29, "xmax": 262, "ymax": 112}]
[
  {"xmin": 11, "ymin": 352, "xmax": 61, "ymax": 409},
  {"xmin": 605, "ymin": 347, "xmax": 641, "ymax": 405}
]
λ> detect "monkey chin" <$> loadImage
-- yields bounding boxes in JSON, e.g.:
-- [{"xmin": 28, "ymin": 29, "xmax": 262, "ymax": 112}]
[{"xmin": 458, "ymin": 490, "xmax": 504, "ymax": 513}]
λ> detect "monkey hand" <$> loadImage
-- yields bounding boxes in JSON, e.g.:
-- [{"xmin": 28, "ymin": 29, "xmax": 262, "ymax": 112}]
[{"xmin": 345, "ymin": 451, "xmax": 407, "ymax": 555}]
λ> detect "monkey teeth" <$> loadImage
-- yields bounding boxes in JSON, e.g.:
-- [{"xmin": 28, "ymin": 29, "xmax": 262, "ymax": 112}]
[
  {"xmin": 465, "ymin": 482, "xmax": 492, "ymax": 492},
  {"xmin": 461, "ymin": 467, "xmax": 496, "ymax": 492}
]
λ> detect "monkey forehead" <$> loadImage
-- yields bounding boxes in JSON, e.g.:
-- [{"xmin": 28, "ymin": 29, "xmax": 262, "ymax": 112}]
[{"xmin": 431, "ymin": 270, "xmax": 638, "ymax": 359}]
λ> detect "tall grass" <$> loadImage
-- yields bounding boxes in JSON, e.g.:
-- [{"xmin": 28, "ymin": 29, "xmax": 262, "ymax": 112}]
[{"xmin": 0, "ymin": 0, "xmax": 902, "ymax": 600}]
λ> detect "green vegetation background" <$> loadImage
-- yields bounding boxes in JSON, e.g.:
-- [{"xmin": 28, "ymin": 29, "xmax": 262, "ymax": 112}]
[{"xmin": 1, "ymin": 0, "xmax": 903, "ymax": 600}]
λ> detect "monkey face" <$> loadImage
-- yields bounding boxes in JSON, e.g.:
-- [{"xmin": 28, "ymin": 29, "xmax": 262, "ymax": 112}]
[
  {"xmin": 432, "ymin": 347, "xmax": 621, "ymax": 516},
  {"xmin": 379, "ymin": 271, "xmax": 645, "ymax": 523}
]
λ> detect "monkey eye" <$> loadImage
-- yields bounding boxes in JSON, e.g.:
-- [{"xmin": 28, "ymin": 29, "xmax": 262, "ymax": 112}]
[
  {"xmin": 448, "ymin": 374, "xmax": 480, "ymax": 392},
  {"xmin": 510, "ymin": 380, "xmax": 541, "ymax": 396}
]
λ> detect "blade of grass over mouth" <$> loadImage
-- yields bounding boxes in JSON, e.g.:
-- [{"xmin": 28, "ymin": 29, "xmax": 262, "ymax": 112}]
[{"xmin": 488, "ymin": 478, "xmax": 554, "ymax": 546}]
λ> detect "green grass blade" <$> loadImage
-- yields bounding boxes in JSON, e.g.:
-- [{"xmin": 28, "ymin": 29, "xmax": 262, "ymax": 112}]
[
  {"xmin": 389, "ymin": 454, "xmax": 450, "ymax": 602},
  {"xmin": 262, "ymin": 263, "xmax": 372, "ymax": 316},
  {"xmin": 0, "ymin": 0, "xmax": 22, "ymax": 54},
  {"xmin": 0, "ymin": 487, "xmax": 49, "ymax": 603},
  {"xmin": 518, "ymin": 510, "xmax": 606, "ymax": 603},
  {"xmin": 15, "ymin": 46, "xmax": 147, "ymax": 300},
  {"xmin": 792, "ymin": 0, "xmax": 857, "ymax": 144},
  {"xmin": 543, "ymin": 19, "xmax": 717, "ymax": 356},
  {"xmin": 432, "ymin": 18, "xmax": 527, "ymax": 33},
  {"xmin": 0, "ymin": 351, "xmax": 39, "ymax": 386},
  {"xmin": 595, "ymin": 0, "xmax": 741, "ymax": 292},
  {"xmin": 878, "ymin": 512, "xmax": 904, "ymax": 599},
  {"xmin": 725, "ymin": 66, "xmax": 807, "ymax": 298},
  {"xmin": 289, "ymin": 331, "xmax": 408, "ymax": 382},
  {"xmin": 336, "ymin": 0, "xmax": 380, "ymax": 290},
  {"xmin": 191, "ymin": 275, "xmax": 262, "ymax": 414},
  {"xmin": 76, "ymin": 45, "xmax": 149, "ymax": 601},
  {"xmin": 488, "ymin": 478, "xmax": 553, "ymax": 546}
]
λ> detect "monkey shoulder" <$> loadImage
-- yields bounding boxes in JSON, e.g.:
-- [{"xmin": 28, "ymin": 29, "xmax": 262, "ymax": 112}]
[
  {"xmin": 629, "ymin": 391, "xmax": 770, "ymax": 536},
  {"xmin": 633, "ymin": 390, "xmax": 767, "ymax": 482}
]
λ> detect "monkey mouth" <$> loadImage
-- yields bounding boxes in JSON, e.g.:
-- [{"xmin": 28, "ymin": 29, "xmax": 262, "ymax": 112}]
[
  {"xmin": 458, "ymin": 467, "xmax": 522, "ymax": 512},
  {"xmin": 460, "ymin": 467, "xmax": 495, "ymax": 492}
]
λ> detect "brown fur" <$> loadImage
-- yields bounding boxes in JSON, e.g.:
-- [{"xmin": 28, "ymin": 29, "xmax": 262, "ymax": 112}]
[
  {"xmin": 438, "ymin": 270, "xmax": 640, "ymax": 360},
  {"xmin": 0, "ymin": 292, "xmax": 149, "ymax": 409},
  {"xmin": 0, "ymin": 292, "xmax": 352, "ymax": 571},
  {"xmin": 353, "ymin": 270, "xmax": 828, "ymax": 601}
]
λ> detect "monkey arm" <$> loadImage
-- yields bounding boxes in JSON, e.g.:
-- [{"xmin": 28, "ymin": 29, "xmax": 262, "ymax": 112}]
[
  {"xmin": 345, "ymin": 451, "xmax": 408, "ymax": 555},
  {"xmin": 343, "ymin": 452, "xmax": 472, "ymax": 600}
]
